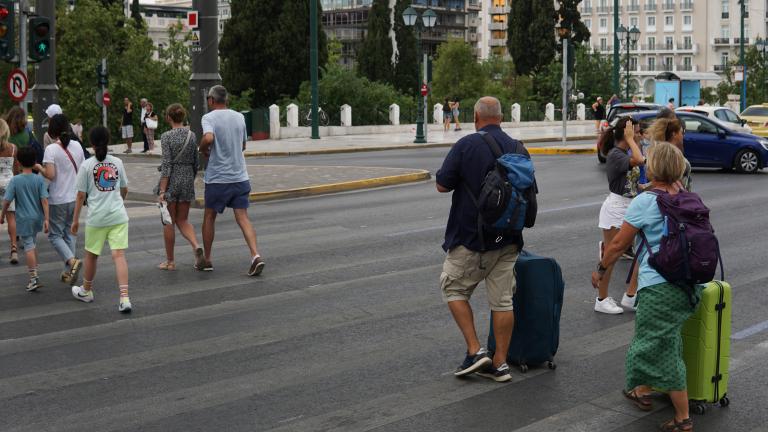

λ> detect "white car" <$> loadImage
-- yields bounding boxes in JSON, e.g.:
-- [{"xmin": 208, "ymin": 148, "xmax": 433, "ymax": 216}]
[{"xmin": 676, "ymin": 106, "xmax": 752, "ymax": 134}]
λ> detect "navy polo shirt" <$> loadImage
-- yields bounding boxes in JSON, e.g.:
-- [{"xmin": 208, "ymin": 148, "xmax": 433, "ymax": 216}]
[{"xmin": 436, "ymin": 125, "xmax": 533, "ymax": 252}]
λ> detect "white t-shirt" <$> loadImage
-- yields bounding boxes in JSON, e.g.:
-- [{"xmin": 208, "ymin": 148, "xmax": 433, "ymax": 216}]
[
  {"xmin": 76, "ymin": 155, "xmax": 129, "ymax": 227},
  {"xmin": 43, "ymin": 140, "xmax": 86, "ymax": 205}
]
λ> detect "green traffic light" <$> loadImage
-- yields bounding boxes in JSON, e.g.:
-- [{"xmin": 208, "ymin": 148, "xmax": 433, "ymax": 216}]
[{"xmin": 38, "ymin": 42, "xmax": 47, "ymax": 54}]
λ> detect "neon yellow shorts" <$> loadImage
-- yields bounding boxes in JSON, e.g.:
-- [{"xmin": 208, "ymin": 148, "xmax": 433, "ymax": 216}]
[{"xmin": 85, "ymin": 223, "xmax": 128, "ymax": 256}]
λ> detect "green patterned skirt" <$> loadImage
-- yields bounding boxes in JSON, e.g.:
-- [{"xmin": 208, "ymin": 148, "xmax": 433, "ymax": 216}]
[{"xmin": 625, "ymin": 282, "xmax": 702, "ymax": 392}]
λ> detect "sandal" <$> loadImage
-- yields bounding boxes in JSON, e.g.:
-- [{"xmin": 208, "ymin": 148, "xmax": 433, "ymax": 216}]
[
  {"xmin": 623, "ymin": 388, "xmax": 653, "ymax": 412},
  {"xmin": 659, "ymin": 418, "xmax": 693, "ymax": 432},
  {"xmin": 10, "ymin": 245, "xmax": 18, "ymax": 265},
  {"xmin": 157, "ymin": 261, "xmax": 176, "ymax": 271}
]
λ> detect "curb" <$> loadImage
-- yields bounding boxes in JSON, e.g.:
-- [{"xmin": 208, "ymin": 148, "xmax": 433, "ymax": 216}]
[{"xmin": 528, "ymin": 146, "xmax": 596, "ymax": 155}]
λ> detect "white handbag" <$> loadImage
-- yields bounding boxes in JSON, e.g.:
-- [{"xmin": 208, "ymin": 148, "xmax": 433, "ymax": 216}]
[
  {"xmin": 158, "ymin": 201, "xmax": 172, "ymax": 225},
  {"xmin": 146, "ymin": 117, "xmax": 158, "ymax": 130}
]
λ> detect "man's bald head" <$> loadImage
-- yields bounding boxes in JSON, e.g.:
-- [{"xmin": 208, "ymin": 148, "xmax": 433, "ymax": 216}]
[{"xmin": 474, "ymin": 97, "xmax": 503, "ymax": 128}]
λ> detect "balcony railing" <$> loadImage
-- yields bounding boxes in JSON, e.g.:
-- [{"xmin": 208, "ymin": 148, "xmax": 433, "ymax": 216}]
[
  {"xmin": 680, "ymin": 0, "xmax": 693, "ymax": 10},
  {"xmin": 596, "ymin": 5, "xmax": 610, "ymax": 13},
  {"xmin": 594, "ymin": 44, "xmax": 613, "ymax": 52},
  {"xmin": 582, "ymin": 5, "xmax": 593, "ymax": 13},
  {"xmin": 627, "ymin": 4, "xmax": 640, "ymax": 12},
  {"xmin": 713, "ymin": 37, "xmax": 730, "ymax": 45},
  {"xmin": 660, "ymin": 63, "xmax": 674, "ymax": 71},
  {"xmin": 714, "ymin": 64, "xmax": 728, "ymax": 72},
  {"xmin": 677, "ymin": 42, "xmax": 696, "ymax": 51},
  {"xmin": 734, "ymin": 37, "xmax": 750, "ymax": 44},
  {"xmin": 662, "ymin": 1, "xmax": 675, "ymax": 11},
  {"xmin": 640, "ymin": 65, "xmax": 657, "ymax": 71},
  {"xmin": 645, "ymin": 2, "xmax": 657, "ymax": 11},
  {"xmin": 677, "ymin": 64, "xmax": 695, "ymax": 72}
]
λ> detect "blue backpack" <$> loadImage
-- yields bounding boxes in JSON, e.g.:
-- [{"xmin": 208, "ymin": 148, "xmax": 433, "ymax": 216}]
[{"xmin": 464, "ymin": 131, "xmax": 536, "ymax": 251}]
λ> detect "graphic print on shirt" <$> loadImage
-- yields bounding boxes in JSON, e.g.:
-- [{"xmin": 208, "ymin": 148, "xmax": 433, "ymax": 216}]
[{"xmin": 92, "ymin": 162, "xmax": 119, "ymax": 191}]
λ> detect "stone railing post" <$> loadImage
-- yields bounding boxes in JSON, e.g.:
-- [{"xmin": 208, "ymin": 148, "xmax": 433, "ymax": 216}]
[
  {"xmin": 511, "ymin": 103, "xmax": 521, "ymax": 124},
  {"xmin": 433, "ymin": 103, "xmax": 443, "ymax": 124},
  {"xmin": 269, "ymin": 104, "xmax": 280, "ymax": 139},
  {"xmin": 577, "ymin": 103, "xmax": 586, "ymax": 121},
  {"xmin": 340, "ymin": 104, "xmax": 352, "ymax": 127},
  {"xmin": 545, "ymin": 103, "xmax": 555, "ymax": 122},
  {"xmin": 286, "ymin": 103, "xmax": 299, "ymax": 128},
  {"xmin": 389, "ymin": 103, "xmax": 400, "ymax": 125}
]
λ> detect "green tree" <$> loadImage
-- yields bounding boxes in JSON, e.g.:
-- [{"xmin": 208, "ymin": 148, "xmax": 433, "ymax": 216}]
[
  {"xmin": 431, "ymin": 39, "xmax": 485, "ymax": 102},
  {"xmin": 220, "ymin": 0, "xmax": 328, "ymax": 107},
  {"xmin": 558, "ymin": 0, "xmax": 590, "ymax": 44},
  {"xmin": 356, "ymin": 0, "xmax": 419, "ymax": 95},
  {"xmin": 532, "ymin": 45, "xmax": 614, "ymax": 108},
  {"xmin": 509, "ymin": 0, "xmax": 556, "ymax": 75},
  {"xmin": 713, "ymin": 46, "xmax": 768, "ymax": 106},
  {"xmin": 130, "ymin": 0, "xmax": 143, "ymax": 28}
]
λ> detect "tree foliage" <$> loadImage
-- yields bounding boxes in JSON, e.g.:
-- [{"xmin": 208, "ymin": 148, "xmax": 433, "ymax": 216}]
[
  {"xmin": 712, "ymin": 46, "xmax": 768, "ymax": 106},
  {"xmin": 356, "ymin": 0, "xmax": 419, "ymax": 95},
  {"xmin": 532, "ymin": 45, "xmax": 614, "ymax": 107},
  {"xmin": 431, "ymin": 39, "xmax": 485, "ymax": 101},
  {"xmin": 56, "ymin": 0, "xmax": 188, "ymax": 139},
  {"xmin": 557, "ymin": 0, "xmax": 590, "ymax": 44},
  {"xmin": 509, "ymin": 0, "xmax": 556, "ymax": 75},
  {"xmin": 220, "ymin": 0, "xmax": 328, "ymax": 107}
]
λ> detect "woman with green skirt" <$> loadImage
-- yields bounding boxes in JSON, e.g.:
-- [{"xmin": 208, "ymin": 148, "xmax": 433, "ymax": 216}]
[{"xmin": 591, "ymin": 141, "xmax": 701, "ymax": 432}]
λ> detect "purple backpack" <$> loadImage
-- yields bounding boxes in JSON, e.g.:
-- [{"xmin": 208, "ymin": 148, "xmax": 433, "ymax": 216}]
[{"xmin": 628, "ymin": 190, "xmax": 724, "ymax": 306}]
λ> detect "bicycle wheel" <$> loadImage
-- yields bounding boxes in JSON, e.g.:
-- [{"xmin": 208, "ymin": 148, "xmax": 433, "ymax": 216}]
[{"xmin": 320, "ymin": 111, "xmax": 330, "ymax": 127}]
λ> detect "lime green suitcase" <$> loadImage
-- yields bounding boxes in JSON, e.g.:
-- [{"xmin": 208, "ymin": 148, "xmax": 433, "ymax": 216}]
[{"xmin": 681, "ymin": 280, "xmax": 731, "ymax": 415}]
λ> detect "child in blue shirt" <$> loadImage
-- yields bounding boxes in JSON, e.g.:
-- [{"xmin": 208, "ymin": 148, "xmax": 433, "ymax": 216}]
[{"xmin": 1, "ymin": 147, "xmax": 49, "ymax": 291}]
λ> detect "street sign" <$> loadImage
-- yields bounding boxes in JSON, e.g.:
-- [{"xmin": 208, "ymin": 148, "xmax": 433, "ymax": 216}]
[
  {"xmin": 561, "ymin": 76, "xmax": 573, "ymax": 92},
  {"xmin": 95, "ymin": 89, "xmax": 103, "ymax": 107},
  {"xmin": 187, "ymin": 11, "xmax": 198, "ymax": 29},
  {"xmin": 191, "ymin": 30, "xmax": 200, "ymax": 46},
  {"xmin": 420, "ymin": 83, "xmax": 428, "ymax": 97},
  {"xmin": 103, "ymin": 91, "xmax": 111, "ymax": 106},
  {"xmin": 6, "ymin": 68, "xmax": 28, "ymax": 102}
]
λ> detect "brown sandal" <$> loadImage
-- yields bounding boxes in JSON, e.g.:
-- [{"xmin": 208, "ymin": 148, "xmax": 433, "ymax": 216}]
[
  {"xmin": 623, "ymin": 388, "xmax": 653, "ymax": 411},
  {"xmin": 659, "ymin": 418, "xmax": 693, "ymax": 432},
  {"xmin": 157, "ymin": 261, "xmax": 176, "ymax": 271}
]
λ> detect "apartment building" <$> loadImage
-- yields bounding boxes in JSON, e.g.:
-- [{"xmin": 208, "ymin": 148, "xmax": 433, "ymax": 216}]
[
  {"xmin": 147, "ymin": 0, "xmax": 232, "ymax": 40},
  {"xmin": 580, "ymin": 0, "xmax": 768, "ymax": 96},
  {"xmin": 478, "ymin": 0, "xmax": 510, "ymax": 59},
  {"xmin": 321, "ymin": 0, "xmax": 482, "ymax": 68}
]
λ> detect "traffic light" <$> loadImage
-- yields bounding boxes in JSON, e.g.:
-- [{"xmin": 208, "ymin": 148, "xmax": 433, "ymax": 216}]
[
  {"xmin": 567, "ymin": 40, "xmax": 575, "ymax": 76},
  {"xmin": 96, "ymin": 63, "xmax": 108, "ymax": 87},
  {"xmin": 29, "ymin": 17, "xmax": 51, "ymax": 62},
  {"xmin": 0, "ymin": 1, "xmax": 15, "ymax": 61}
]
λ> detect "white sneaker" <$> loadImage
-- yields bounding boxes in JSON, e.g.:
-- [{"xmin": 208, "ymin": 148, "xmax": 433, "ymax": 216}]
[
  {"xmin": 621, "ymin": 293, "xmax": 638, "ymax": 311},
  {"xmin": 594, "ymin": 297, "xmax": 623, "ymax": 314},
  {"xmin": 119, "ymin": 297, "xmax": 132, "ymax": 313},
  {"xmin": 72, "ymin": 285, "xmax": 94, "ymax": 303}
]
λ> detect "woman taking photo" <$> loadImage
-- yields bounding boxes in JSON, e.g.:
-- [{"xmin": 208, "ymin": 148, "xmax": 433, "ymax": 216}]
[
  {"xmin": 0, "ymin": 119, "xmax": 19, "ymax": 264},
  {"xmin": 592, "ymin": 142, "xmax": 699, "ymax": 432},
  {"xmin": 36, "ymin": 114, "xmax": 85, "ymax": 285},
  {"xmin": 595, "ymin": 116, "xmax": 645, "ymax": 314},
  {"xmin": 156, "ymin": 104, "xmax": 204, "ymax": 271}
]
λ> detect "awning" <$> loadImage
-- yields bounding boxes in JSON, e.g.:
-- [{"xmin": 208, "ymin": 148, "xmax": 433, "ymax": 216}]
[{"xmin": 654, "ymin": 72, "xmax": 722, "ymax": 81}]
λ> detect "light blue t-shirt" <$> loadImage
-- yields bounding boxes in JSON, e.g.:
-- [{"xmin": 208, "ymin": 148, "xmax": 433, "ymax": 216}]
[
  {"xmin": 76, "ymin": 155, "xmax": 129, "ymax": 228},
  {"xmin": 624, "ymin": 192, "xmax": 666, "ymax": 290},
  {"xmin": 3, "ymin": 173, "xmax": 48, "ymax": 237},
  {"xmin": 202, "ymin": 109, "xmax": 249, "ymax": 184}
]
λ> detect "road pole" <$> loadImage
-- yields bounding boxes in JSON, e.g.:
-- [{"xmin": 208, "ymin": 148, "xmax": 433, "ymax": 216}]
[
  {"xmin": 612, "ymin": 0, "xmax": 619, "ymax": 95},
  {"xmin": 423, "ymin": 51, "xmax": 428, "ymax": 143},
  {"xmin": 101, "ymin": 58, "xmax": 107, "ymax": 128},
  {"xmin": 414, "ymin": 29, "xmax": 425, "ymax": 144},
  {"xmin": 189, "ymin": 0, "xmax": 221, "ymax": 145},
  {"xmin": 310, "ymin": 0, "xmax": 320, "ymax": 139},
  {"xmin": 18, "ymin": 0, "xmax": 28, "ymax": 113},
  {"xmin": 740, "ymin": 0, "xmax": 746, "ymax": 111},
  {"xmin": 562, "ymin": 36, "xmax": 568, "ymax": 147},
  {"xmin": 31, "ymin": 0, "xmax": 57, "ymax": 142},
  {"xmin": 625, "ymin": 36, "xmax": 630, "ymax": 100}
]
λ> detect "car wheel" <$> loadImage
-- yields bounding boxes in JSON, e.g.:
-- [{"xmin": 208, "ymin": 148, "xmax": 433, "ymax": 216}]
[{"xmin": 734, "ymin": 149, "xmax": 760, "ymax": 173}]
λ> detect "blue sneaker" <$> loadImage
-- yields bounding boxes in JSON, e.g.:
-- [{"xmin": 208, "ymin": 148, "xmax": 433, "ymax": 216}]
[
  {"xmin": 454, "ymin": 348, "xmax": 492, "ymax": 376},
  {"xmin": 477, "ymin": 363, "xmax": 513, "ymax": 382}
]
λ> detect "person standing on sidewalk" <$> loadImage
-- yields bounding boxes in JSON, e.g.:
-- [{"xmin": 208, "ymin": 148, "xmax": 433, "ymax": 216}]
[
  {"xmin": 121, "ymin": 98, "xmax": 134, "ymax": 154},
  {"xmin": 443, "ymin": 98, "xmax": 452, "ymax": 131},
  {"xmin": 592, "ymin": 97, "xmax": 605, "ymax": 131},
  {"xmin": 436, "ymin": 96, "xmax": 537, "ymax": 383},
  {"xmin": 36, "ymin": 114, "xmax": 84, "ymax": 286},
  {"xmin": 139, "ymin": 98, "xmax": 149, "ymax": 153},
  {"xmin": 143, "ymin": 102, "xmax": 158, "ymax": 154},
  {"xmin": 71, "ymin": 126, "xmax": 132, "ymax": 313},
  {"xmin": 198, "ymin": 85, "xmax": 265, "ymax": 276},
  {"xmin": 156, "ymin": 103, "xmax": 204, "ymax": 271},
  {"xmin": 451, "ymin": 97, "xmax": 462, "ymax": 131}
]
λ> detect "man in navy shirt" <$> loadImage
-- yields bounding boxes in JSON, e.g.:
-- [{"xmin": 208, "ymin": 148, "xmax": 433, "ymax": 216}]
[{"xmin": 436, "ymin": 96, "xmax": 537, "ymax": 382}]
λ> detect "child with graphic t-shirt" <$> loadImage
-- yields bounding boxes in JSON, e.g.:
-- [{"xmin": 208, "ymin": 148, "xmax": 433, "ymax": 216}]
[
  {"xmin": 1, "ymin": 147, "xmax": 49, "ymax": 292},
  {"xmin": 70, "ymin": 126, "xmax": 132, "ymax": 313}
]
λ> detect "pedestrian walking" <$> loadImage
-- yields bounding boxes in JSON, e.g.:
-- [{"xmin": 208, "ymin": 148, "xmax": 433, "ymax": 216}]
[
  {"xmin": 71, "ymin": 126, "xmax": 132, "ymax": 313},
  {"xmin": 667, "ymin": 98, "xmax": 676, "ymax": 110},
  {"xmin": 1, "ymin": 146, "xmax": 49, "ymax": 292},
  {"xmin": 198, "ymin": 85, "xmax": 265, "ymax": 276},
  {"xmin": 592, "ymin": 97, "xmax": 605, "ymax": 131},
  {"xmin": 156, "ymin": 103, "xmax": 204, "ymax": 271},
  {"xmin": 435, "ymin": 96, "xmax": 538, "ymax": 382},
  {"xmin": 595, "ymin": 117, "xmax": 645, "ymax": 314},
  {"xmin": 143, "ymin": 102, "xmax": 158, "ymax": 154},
  {"xmin": 36, "ymin": 114, "xmax": 84, "ymax": 286},
  {"xmin": 43, "ymin": 104, "xmax": 63, "ymax": 147},
  {"xmin": 5, "ymin": 106, "xmax": 42, "ymax": 164},
  {"xmin": 443, "ymin": 98, "xmax": 452, "ymax": 131},
  {"xmin": 648, "ymin": 116, "xmax": 691, "ymax": 191},
  {"xmin": 451, "ymin": 97, "xmax": 462, "ymax": 131},
  {"xmin": 121, "ymin": 98, "xmax": 135, "ymax": 154},
  {"xmin": 0, "ymin": 119, "xmax": 20, "ymax": 264},
  {"xmin": 592, "ymin": 142, "xmax": 699, "ymax": 432}
]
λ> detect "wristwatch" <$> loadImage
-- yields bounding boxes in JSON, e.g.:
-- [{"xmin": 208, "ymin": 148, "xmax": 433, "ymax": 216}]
[{"xmin": 596, "ymin": 262, "xmax": 607, "ymax": 275}]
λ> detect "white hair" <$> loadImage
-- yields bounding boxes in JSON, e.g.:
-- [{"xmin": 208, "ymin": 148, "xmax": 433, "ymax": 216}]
[{"xmin": 474, "ymin": 97, "xmax": 503, "ymax": 121}]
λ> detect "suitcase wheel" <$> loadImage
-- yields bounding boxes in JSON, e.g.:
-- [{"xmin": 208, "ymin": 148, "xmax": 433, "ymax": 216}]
[
  {"xmin": 691, "ymin": 403, "xmax": 706, "ymax": 415},
  {"xmin": 719, "ymin": 396, "xmax": 730, "ymax": 407},
  {"xmin": 519, "ymin": 364, "xmax": 529, "ymax": 373},
  {"xmin": 547, "ymin": 361, "xmax": 557, "ymax": 370}
]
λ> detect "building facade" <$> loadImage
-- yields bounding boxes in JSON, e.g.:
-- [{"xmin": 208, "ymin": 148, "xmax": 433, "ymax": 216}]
[
  {"xmin": 579, "ymin": 0, "xmax": 768, "ymax": 96},
  {"xmin": 141, "ymin": 0, "xmax": 232, "ymax": 49},
  {"xmin": 478, "ymin": 0, "xmax": 510, "ymax": 59},
  {"xmin": 321, "ymin": 0, "xmax": 482, "ymax": 68}
]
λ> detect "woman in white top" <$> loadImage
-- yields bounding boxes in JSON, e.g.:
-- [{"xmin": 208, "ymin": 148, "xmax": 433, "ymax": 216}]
[
  {"xmin": 143, "ymin": 102, "xmax": 158, "ymax": 153},
  {"xmin": 0, "ymin": 119, "xmax": 19, "ymax": 264},
  {"xmin": 35, "ymin": 114, "xmax": 85, "ymax": 285}
]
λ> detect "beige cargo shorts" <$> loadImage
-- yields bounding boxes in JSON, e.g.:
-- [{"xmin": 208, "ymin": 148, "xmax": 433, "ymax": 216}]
[{"xmin": 439, "ymin": 244, "xmax": 519, "ymax": 312}]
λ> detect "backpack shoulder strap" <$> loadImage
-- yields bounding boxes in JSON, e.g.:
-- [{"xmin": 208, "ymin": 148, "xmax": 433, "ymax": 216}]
[{"xmin": 478, "ymin": 131, "xmax": 504, "ymax": 158}]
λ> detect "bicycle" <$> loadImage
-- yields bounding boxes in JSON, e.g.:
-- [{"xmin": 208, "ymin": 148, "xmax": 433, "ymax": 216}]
[{"xmin": 301, "ymin": 106, "xmax": 330, "ymax": 127}]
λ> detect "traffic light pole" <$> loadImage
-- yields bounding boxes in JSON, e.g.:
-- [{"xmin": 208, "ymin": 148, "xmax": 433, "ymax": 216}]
[
  {"xmin": 101, "ymin": 58, "xmax": 107, "ymax": 128},
  {"xmin": 612, "ymin": 0, "xmax": 619, "ymax": 95},
  {"xmin": 189, "ymin": 0, "xmax": 221, "ymax": 148},
  {"xmin": 18, "ymin": 0, "xmax": 28, "ymax": 113},
  {"xmin": 31, "ymin": 0, "xmax": 56, "ymax": 143}
]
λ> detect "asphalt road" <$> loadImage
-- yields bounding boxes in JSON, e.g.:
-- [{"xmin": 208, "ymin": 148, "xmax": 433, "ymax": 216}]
[{"xmin": 1, "ymin": 148, "xmax": 768, "ymax": 432}]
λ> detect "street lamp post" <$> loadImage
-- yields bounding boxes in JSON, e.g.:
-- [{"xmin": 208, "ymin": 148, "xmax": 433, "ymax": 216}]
[
  {"xmin": 617, "ymin": 24, "xmax": 640, "ymax": 100},
  {"xmin": 555, "ymin": 1, "xmax": 570, "ymax": 147},
  {"xmin": 757, "ymin": 37, "xmax": 767, "ymax": 103},
  {"xmin": 403, "ymin": 6, "xmax": 436, "ymax": 144}
]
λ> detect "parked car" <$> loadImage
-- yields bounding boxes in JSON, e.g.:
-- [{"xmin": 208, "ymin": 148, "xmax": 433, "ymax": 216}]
[
  {"xmin": 740, "ymin": 104, "xmax": 768, "ymax": 137},
  {"xmin": 676, "ymin": 106, "xmax": 752, "ymax": 134},
  {"xmin": 607, "ymin": 111, "xmax": 768, "ymax": 173},
  {"xmin": 599, "ymin": 102, "xmax": 662, "ymax": 133}
]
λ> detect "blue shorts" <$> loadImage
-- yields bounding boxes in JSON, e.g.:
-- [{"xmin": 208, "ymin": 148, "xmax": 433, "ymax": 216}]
[
  {"xmin": 21, "ymin": 235, "xmax": 37, "ymax": 251},
  {"xmin": 204, "ymin": 180, "xmax": 251, "ymax": 214}
]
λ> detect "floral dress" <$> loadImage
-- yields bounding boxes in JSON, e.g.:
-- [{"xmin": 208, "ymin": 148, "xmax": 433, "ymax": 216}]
[
  {"xmin": 159, "ymin": 128, "xmax": 198, "ymax": 202},
  {"xmin": 0, "ymin": 146, "xmax": 16, "ymax": 211}
]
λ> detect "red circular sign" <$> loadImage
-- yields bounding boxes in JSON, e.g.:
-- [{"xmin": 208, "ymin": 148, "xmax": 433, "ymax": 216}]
[
  {"xmin": 6, "ymin": 69, "xmax": 28, "ymax": 103},
  {"xmin": 420, "ymin": 84, "xmax": 428, "ymax": 97},
  {"xmin": 103, "ymin": 91, "xmax": 111, "ymax": 106}
]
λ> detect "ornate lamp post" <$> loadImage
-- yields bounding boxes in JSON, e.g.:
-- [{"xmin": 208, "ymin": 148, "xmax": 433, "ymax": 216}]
[
  {"xmin": 617, "ymin": 24, "xmax": 641, "ymax": 100},
  {"xmin": 403, "ymin": 6, "xmax": 436, "ymax": 144}
]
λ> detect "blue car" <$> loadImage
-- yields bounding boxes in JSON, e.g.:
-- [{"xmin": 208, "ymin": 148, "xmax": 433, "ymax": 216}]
[{"xmin": 618, "ymin": 111, "xmax": 768, "ymax": 174}]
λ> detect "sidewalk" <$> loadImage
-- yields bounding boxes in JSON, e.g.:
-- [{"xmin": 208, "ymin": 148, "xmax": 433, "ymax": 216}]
[
  {"xmin": 109, "ymin": 122, "xmax": 598, "ymax": 158},
  {"xmin": 124, "ymin": 162, "xmax": 431, "ymax": 206}
]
